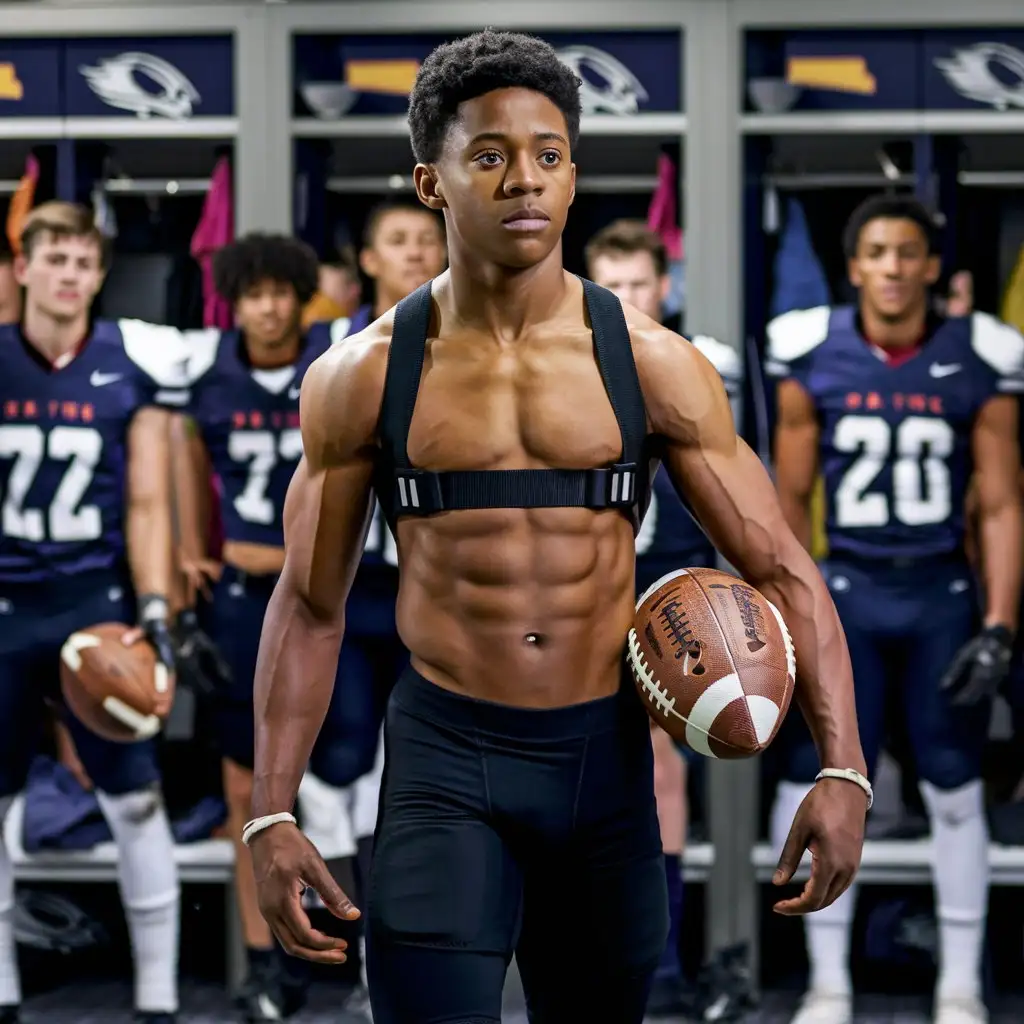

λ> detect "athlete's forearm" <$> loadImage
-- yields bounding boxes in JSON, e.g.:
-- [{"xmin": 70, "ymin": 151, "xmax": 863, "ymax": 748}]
[
  {"xmin": 979, "ymin": 500, "xmax": 1023, "ymax": 631},
  {"xmin": 755, "ymin": 536, "xmax": 866, "ymax": 774},
  {"xmin": 127, "ymin": 411, "xmax": 174, "ymax": 602},
  {"xmin": 169, "ymin": 415, "xmax": 209, "ymax": 564},
  {"xmin": 251, "ymin": 580, "xmax": 345, "ymax": 818},
  {"xmin": 127, "ymin": 493, "xmax": 174, "ymax": 600},
  {"xmin": 777, "ymin": 491, "xmax": 813, "ymax": 553}
]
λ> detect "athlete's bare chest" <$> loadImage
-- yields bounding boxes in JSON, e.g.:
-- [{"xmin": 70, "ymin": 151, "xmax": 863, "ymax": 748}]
[{"xmin": 406, "ymin": 331, "xmax": 623, "ymax": 471}]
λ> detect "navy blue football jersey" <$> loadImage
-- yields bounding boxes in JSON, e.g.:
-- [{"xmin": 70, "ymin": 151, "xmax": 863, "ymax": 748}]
[
  {"xmin": 635, "ymin": 335, "xmax": 742, "ymax": 568},
  {"xmin": 767, "ymin": 306, "xmax": 1024, "ymax": 560},
  {"xmin": 182, "ymin": 321, "xmax": 341, "ymax": 548},
  {"xmin": 0, "ymin": 320, "xmax": 189, "ymax": 582}
]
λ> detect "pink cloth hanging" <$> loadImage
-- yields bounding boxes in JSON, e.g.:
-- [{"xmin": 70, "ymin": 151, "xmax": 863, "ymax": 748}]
[
  {"xmin": 646, "ymin": 153, "xmax": 683, "ymax": 261},
  {"xmin": 191, "ymin": 156, "xmax": 235, "ymax": 330}
]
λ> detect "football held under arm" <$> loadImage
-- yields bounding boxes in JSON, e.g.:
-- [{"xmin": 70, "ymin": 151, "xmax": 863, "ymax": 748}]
[
  {"xmin": 250, "ymin": 336, "xmax": 384, "ymax": 820},
  {"xmin": 635, "ymin": 324, "xmax": 865, "ymax": 776}
]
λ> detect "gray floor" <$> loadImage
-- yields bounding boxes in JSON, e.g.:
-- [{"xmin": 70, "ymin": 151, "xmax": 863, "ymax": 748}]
[{"xmin": 14, "ymin": 981, "xmax": 1024, "ymax": 1023}]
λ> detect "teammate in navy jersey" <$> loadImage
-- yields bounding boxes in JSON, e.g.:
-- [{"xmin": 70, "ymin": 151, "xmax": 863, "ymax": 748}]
[
  {"xmin": 171, "ymin": 233, "xmax": 378, "ymax": 1022},
  {"xmin": 0, "ymin": 202, "xmax": 186, "ymax": 1024},
  {"xmin": 586, "ymin": 219, "xmax": 742, "ymax": 1017},
  {"xmin": 768, "ymin": 194, "xmax": 1024, "ymax": 1024}
]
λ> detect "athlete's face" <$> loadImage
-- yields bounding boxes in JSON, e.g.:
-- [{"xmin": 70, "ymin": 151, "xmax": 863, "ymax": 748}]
[
  {"xmin": 15, "ymin": 232, "xmax": 104, "ymax": 323},
  {"xmin": 235, "ymin": 278, "xmax": 302, "ymax": 351},
  {"xmin": 418, "ymin": 87, "xmax": 576, "ymax": 270},
  {"xmin": 318, "ymin": 264, "xmax": 361, "ymax": 315},
  {"xmin": 588, "ymin": 251, "xmax": 668, "ymax": 322},
  {"xmin": 848, "ymin": 217, "xmax": 940, "ymax": 322},
  {"xmin": 360, "ymin": 209, "xmax": 446, "ymax": 302}
]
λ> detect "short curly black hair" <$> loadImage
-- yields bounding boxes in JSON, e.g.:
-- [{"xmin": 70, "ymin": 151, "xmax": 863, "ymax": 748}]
[
  {"xmin": 843, "ymin": 194, "xmax": 940, "ymax": 258},
  {"xmin": 212, "ymin": 233, "xmax": 320, "ymax": 305},
  {"xmin": 408, "ymin": 30, "xmax": 582, "ymax": 164}
]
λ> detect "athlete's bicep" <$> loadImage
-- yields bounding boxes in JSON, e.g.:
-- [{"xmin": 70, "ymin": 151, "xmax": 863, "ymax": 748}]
[
  {"xmin": 127, "ymin": 408, "xmax": 171, "ymax": 509},
  {"xmin": 278, "ymin": 329, "xmax": 388, "ymax": 623},
  {"xmin": 639, "ymin": 328, "xmax": 802, "ymax": 584},
  {"xmin": 280, "ymin": 455, "xmax": 374, "ymax": 623},
  {"xmin": 973, "ymin": 395, "xmax": 1021, "ymax": 513}
]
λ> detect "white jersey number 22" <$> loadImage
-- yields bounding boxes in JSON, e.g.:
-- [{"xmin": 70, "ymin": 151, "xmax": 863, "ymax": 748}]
[{"xmin": 0, "ymin": 424, "xmax": 104, "ymax": 543}]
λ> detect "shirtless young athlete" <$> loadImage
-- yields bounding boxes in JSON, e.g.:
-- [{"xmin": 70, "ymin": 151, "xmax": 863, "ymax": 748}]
[{"xmin": 246, "ymin": 30, "xmax": 870, "ymax": 1024}]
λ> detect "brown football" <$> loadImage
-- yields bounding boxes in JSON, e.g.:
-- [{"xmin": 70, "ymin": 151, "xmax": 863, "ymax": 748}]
[
  {"xmin": 59, "ymin": 622, "xmax": 166, "ymax": 744},
  {"xmin": 627, "ymin": 568, "xmax": 796, "ymax": 758}
]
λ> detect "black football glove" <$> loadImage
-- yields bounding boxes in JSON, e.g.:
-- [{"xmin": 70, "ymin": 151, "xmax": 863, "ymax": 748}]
[
  {"xmin": 939, "ymin": 624, "xmax": 1014, "ymax": 706},
  {"xmin": 174, "ymin": 608, "xmax": 233, "ymax": 696}
]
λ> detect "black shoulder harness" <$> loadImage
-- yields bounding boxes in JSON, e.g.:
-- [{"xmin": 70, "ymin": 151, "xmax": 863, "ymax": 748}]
[{"xmin": 374, "ymin": 278, "xmax": 651, "ymax": 533}]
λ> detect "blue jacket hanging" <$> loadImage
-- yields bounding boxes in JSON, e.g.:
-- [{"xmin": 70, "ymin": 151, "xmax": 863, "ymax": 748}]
[{"xmin": 770, "ymin": 197, "xmax": 831, "ymax": 319}]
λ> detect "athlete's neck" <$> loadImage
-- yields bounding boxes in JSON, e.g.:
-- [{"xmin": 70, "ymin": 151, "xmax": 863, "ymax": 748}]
[
  {"xmin": 375, "ymin": 289, "xmax": 404, "ymax": 320},
  {"xmin": 245, "ymin": 330, "xmax": 302, "ymax": 369},
  {"xmin": 445, "ymin": 246, "xmax": 568, "ymax": 337},
  {"xmin": 21, "ymin": 303, "xmax": 89, "ymax": 364},
  {"xmin": 858, "ymin": 297, "xmax": 928, "ymax": 349}
]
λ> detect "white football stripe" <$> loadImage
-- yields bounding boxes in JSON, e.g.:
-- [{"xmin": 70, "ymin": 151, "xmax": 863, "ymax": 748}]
[
  {"xmin": 101, "ymin": 696, "xmax": 161, "ymax": 740},
  {"xmin": 154, "ymin": 662, "xmax": 169, "ymax": 695},
  {"xmin": 685, "ymin": 673, "xmax": 744, "ymax": 755},
  {"xmin": 764, "ymin": 598, "xmax": 797, "ymax": 681},
  {"xmin": 60, "ymin": 632, "xmax": 101, "ymax": 673},
  {"xmin": 635, "ymin": 567, "xmax": 690, "ymax": 610},
  {"xmin": 746, "ymin": 694, "xmax": 781, "ymax": 746}
]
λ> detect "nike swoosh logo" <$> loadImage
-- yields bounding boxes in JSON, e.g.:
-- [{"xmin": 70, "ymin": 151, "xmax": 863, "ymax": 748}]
[
  {"xmin": 929, "ymin": 363, "xmax": 961, "ymax": 378},
  {"xmin": 288, "ymin": 385, "xmax": 301, "ymax": 400},
  {"xmin": 90, "ymin": 370, "xmax": 123, "ymax": 387}
]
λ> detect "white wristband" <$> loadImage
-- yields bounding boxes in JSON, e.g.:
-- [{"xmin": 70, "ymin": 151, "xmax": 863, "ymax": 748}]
[
  {"xmin": 815, "ymin": 768, "xmax": 874, "ymax": 811},
  {"xmin": 241, "ymin": 812, "xmax": 297, "ymax": 847}
]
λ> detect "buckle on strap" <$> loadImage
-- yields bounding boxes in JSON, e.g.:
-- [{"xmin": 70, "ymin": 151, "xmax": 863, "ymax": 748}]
[
  {"xmin": 587, "ymin": 463, "xmax": 638, "ymax": 508},
  {"xmin": 394, "ymin": 469, "xmax": 444, "ymax": 514}
]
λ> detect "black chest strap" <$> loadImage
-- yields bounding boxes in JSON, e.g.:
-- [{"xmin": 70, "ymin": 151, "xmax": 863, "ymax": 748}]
[{"xmin": 375, "ymin": 278, "xmax": 649, "ymax": 528}]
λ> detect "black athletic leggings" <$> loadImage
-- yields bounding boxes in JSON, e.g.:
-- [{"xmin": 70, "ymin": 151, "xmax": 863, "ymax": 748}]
[{"xmin": 365, "ymin": 667, "xmax": 669, "ymax": 1024}]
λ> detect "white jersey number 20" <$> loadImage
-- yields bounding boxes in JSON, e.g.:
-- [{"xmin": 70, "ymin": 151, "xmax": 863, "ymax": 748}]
[{"xmin": 833, "ymin": 414, "xmax": 954, "ymax": 529}]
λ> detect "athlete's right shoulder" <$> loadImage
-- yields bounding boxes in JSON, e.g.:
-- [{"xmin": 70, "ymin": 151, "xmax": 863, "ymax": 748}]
[
  {"xmin": 301, "ymin": 321, "xmax": 391, "ymax": 468},
  {"xmin": 764, "ymin": 305, "xmax": 832, "ymax": 378}
]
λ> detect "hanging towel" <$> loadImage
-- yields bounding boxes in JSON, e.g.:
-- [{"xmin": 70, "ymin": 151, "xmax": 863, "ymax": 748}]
[
  {"xmin": 770, "ymin": 197, "xmax": 831, "ymax": 319},
  {"xmin": 647, "ymin": 152, "xmax": 685, "ymax": 316},
  {"xmin": 6, "ymin": 153, "xmax": 39, "ymax": 256},
  {"xmin": 646, "ymin": 153, "xmax": 683, "ymax": 261},
  {"xmin": 190, "ymin": 156, "xmax": 234, "ymax": 330},
  {"xmin": 1000, "ymin": 243, "xmax": 1024, "ymax": 336}
]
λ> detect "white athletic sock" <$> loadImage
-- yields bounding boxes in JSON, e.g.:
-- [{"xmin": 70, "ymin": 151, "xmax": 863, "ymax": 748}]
[
  {"xmin": 0, "ymin": 796, "xmax": 19, "ymax": 1008},
  {"xmin": 771, "ymin": 781, "xmax": 855, "ymax": 996},
  {"xmin": 353, "ymin": 727, "xmax": 385, "ymax": 841},
  {"xmin": 920, "ymin": 780, "xmax": 988, "ymax": 1002},
  {"xmin": 297, "ymin": 771, "xmax": 355, "ymax": 860},
  {"xmin": 97, "ymin": 786, "xmax": 180, "ymax": 1014}
]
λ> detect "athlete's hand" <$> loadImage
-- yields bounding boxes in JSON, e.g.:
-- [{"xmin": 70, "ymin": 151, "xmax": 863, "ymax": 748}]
[
  {"xmin": 123, "ymin": 596, "xmax": 177, "ymax": 719},
  {"xmin": 772, "ymin": 778, "xmax": 867, "ymax": 916},
  {"xmin": 250, "ymin": 821, "xmax": 360, "ymax": 963},
  {"xmin": 180, "ymin": 555, "xmax": 221, "ymax": 603},
  {"xmin": 940, "ymin": 625, "xmax": 1014, "ymax": 706}
]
